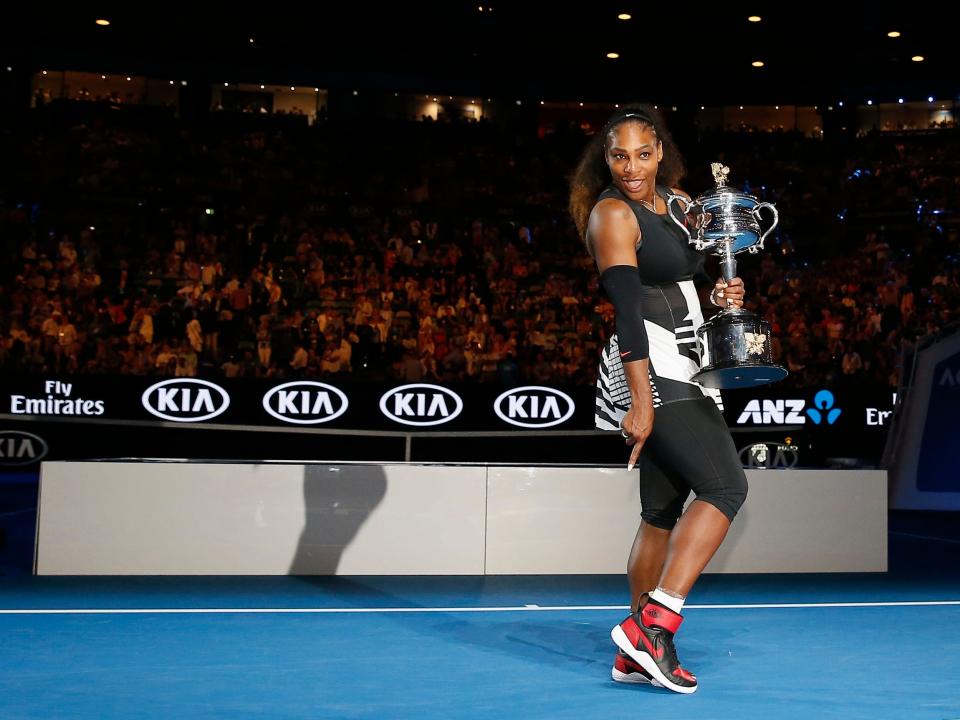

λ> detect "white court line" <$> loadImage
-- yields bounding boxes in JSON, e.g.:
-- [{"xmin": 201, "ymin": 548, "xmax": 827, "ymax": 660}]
[{"xmin": 1, "ymin": 600, "xmax": 959, "ymax": 615}]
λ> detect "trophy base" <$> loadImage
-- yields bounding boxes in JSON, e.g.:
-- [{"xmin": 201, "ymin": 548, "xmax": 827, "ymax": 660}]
[
  {"xmin": 692, "ymin": 362, "xmax": 788, "ymax": 390},
  {"xmin": 715, "ymin": 306, "xmax": 751, "ymax": 317},
  {"xmin": 695, "ymin": 308, "xmax": 788, "ymax": 389}
]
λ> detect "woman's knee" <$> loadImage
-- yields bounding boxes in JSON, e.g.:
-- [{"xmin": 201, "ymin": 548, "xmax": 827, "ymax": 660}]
[
  {"xmin": 640, "ymin": 509, "xmax": 682, "ymax": 531},
  {"xmin": 697, "ymin": 473, "xmax": 748, "ymax": 523}
]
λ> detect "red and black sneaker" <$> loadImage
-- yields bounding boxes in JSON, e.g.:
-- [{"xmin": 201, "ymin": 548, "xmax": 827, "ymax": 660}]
[
  {"xmin": 610, "ymin": 601, "xmax": 698, "ymax": 694},
  {"xmin": 612, "ymin": 649, "xmax": 661, "ymax": 686}
]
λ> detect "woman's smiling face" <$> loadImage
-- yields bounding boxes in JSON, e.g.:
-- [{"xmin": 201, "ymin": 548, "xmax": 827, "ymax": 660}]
[{"xmin": 606, "ymin": 122, "xmax": 663, "ymax": 203}]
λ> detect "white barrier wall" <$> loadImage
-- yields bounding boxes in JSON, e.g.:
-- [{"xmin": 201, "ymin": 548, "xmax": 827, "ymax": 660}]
[
  {"xmin": 36, "ymin": 462, "xmax": 887, "ymax": 575},
  {"xmin": 486, "ymin": 467, "xmax": 887, "ymax": 574},
  {"xmin": 35, "ymin": 462, "xmax": 487, "ymax": 575}
]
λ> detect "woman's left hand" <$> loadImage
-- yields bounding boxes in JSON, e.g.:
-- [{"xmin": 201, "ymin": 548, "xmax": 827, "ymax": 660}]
[{"xmin": 713, "ymin": 277, "xmax": 746, "ymax": 309}]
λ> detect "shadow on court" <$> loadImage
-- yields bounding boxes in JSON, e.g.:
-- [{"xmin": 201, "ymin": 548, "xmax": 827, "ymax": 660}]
[{"xmin": 288, "ymin": 463, "xmax": 388, "ymax": 575}]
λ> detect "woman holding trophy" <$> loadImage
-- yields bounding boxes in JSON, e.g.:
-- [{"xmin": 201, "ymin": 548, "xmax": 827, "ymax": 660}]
[{"xmin": 569, "ymin": 106, "xmax": 749, "ymax": 694}]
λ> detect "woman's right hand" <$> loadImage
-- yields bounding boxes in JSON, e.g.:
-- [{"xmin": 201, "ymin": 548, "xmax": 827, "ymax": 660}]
[{"xmin": 621, "ymin": 398, "xmax": 655, "ymax": 471}]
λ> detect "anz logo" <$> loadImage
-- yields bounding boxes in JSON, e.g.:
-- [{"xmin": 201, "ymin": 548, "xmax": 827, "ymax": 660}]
[
  {"xmin": 736, "ymin": 398, "xmax": 806, "ymax": 425},
  {"xmin": 141, "ymin": 379, "xmax": 230, "ymax": 422},
  {"xmin": 806, "ymin": 390, "xmax": 842, "ymax": 425},
  {"xmin": 736, "ymin": 389, "xmax": 842, "ymax": 426},
  {"xmin": 379, "ymin": 384, "xmax": 463, "ymax": 427},
  {"xmin": 494, "ymin": 386, "xmax": 576, "ymax": 428},
  {"xmin": 262, "ymin": 381, "xmax": 348, "ymax": 425}
]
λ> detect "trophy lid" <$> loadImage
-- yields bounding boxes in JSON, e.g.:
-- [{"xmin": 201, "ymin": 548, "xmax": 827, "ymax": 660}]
[
  {"xmin": 696, "ymin": 162, "xmax": 760, "ymax": 207},
  {"xmin": 711, "ymin": 162, "xmax": 731, "ymax": 188}
]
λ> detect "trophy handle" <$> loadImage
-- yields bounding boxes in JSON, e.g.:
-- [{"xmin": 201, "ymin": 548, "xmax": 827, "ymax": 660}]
[
  {"xmin": 665, "ymin": 194, "xmax": 697, "ymax": 247},
  {"xmin": 752, "ymin": 202, "xmax": 779, "ymax": 252}
]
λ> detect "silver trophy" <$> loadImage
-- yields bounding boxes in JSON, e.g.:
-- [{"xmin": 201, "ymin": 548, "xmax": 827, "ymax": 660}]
[{"xmin": 666, "ymin": 163, "xmax": 787, "ymax": 389}]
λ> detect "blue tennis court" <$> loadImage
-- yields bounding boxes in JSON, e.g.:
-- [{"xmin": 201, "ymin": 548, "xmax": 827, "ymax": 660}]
[{"xmin": 2, "ymin": 521, "xmax": 959, "ymax": 720}]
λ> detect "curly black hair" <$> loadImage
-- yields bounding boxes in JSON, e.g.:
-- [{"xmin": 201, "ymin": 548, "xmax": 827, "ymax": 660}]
[{"xmin": 569, "ymin": 105, "xmax": 686, "ymax": 251}]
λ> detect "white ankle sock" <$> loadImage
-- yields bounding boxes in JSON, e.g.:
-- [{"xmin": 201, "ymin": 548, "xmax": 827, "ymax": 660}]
[{"xmin": 649, "ymin": 587, "xmax": 685, "ymax": 614}]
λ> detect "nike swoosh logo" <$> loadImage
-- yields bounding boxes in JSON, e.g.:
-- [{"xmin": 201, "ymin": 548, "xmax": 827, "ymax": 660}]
[
  {"xmin": 620, "ymin": 350, "xmax": 632, "ymax": 358},
  {"xmin": 637, "ymin": 632, "xmax": 664, "ymax": 660}
]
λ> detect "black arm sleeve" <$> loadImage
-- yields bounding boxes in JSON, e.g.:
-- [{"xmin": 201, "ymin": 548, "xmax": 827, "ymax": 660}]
[{"xmin": 600, "ymin": 264, "xmax": 648, "ymax": 362}]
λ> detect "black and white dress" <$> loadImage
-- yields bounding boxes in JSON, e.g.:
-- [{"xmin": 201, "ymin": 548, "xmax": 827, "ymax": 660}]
[{"xmin": 594, "ymin": 184, "xmax": 722, "ymax": 432}]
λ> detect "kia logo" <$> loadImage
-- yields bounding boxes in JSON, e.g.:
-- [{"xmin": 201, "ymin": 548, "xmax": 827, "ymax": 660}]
[
  {"xmin": 262, "ymin": 381, "xmax": 348, "ymax": 424},
  {"xmin": 141, "ymin": 379, "xmax": 230, "ymax": 422},
  {"xmin": 0, "ymin": 430, "xmax": 49, "ymax": 466},
  {"xmin": 494, "ymin": 386, "xmax": 576, "ymax": 428},
  {"xmin": 738, "ymin": 442, "xmax": 799, "ymax": 469},
  {"xmin": 379, "ymin": 384, "xmax": 463, "ymax": 426}
]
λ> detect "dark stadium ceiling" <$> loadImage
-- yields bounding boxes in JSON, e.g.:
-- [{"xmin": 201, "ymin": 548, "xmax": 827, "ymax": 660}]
[{"xmin": 5, "ymin": 3, "xmax": 953, "ymax": 107}]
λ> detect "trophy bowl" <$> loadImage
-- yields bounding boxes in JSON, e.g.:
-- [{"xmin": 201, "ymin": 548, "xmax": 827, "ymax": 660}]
[
  {"xmin": 666, "ymin": 163, "xmax": 787, "ymax": 390},
  {"xmin": 694, "ymin": 190, "xmax": 778, "ymax": 254},
  {"xmin": 666, "ymin": 163, "xmax": 779, "ymax": 256}
]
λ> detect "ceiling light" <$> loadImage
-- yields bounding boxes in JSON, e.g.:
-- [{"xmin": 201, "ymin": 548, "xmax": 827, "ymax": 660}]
[
  {"xmin": 911, "ymin": 55, "xmax": 924, "ymax": 62},
  {"xmin": 618, "ymin": 13, "xmax": 631, "ymax": 20},
  {"xmin": 752, "ymin": 60, "xmax": 764, "ymax": 67},
  {"xmin": 95, "ymin": 19, "xmax": 110, "ymax": 26},
  {"xmin": 887, "ymin": 31, "xmax": 900, "ymax": 38},
  {"xmin": 748, "ymin": 16, "xmax": 761, "ymax": 22},
  {"xmin": 606, "ymin": 52, "xmax": 620, "ymax": 59}
]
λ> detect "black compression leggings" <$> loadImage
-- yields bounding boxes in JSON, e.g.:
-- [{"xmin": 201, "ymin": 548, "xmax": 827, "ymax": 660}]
[{"xmin": 637, "ymin": 396, "xmax": 748, "ymax": 529}]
